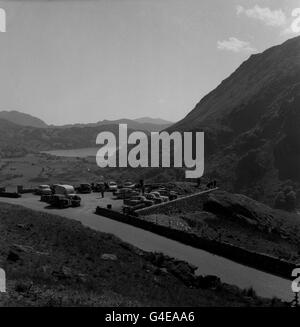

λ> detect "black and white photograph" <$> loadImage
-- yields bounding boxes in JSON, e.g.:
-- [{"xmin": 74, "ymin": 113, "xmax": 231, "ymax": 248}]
[{"xmin": 0, "ymin": 0, "xmax": 300, "ymax": 314}]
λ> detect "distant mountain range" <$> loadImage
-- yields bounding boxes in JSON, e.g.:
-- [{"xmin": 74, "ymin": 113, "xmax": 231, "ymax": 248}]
[
  {"xmin": 0, "ymin": 110, "xmax": 48, "ymax": 128},
  {"xmin": 0, "ymin": 111, "xmax": 174, "ymax": 158},
  {"xmin": 0, "ymin": 118, "xmax": 139, "ymax": 158},
  {"xmin": 0, "ymin": 110, "xmax": 173, "ymax": 132},
  {"xmin": 54, "ymin": 118, "xmax": 172, "ymax": 132},
  {"xmin": 169, "ymin": 35, "xmax": 300, "ymax": 206}
]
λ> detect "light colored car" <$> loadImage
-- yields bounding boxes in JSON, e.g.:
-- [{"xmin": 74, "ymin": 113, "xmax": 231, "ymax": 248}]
[
  {"xmin": 53, "ymin": 184, "xmax": 76, "ymax": 196},
  {"xmin": 124, "ymin": 195, "xmax": 153, "ymax": 207},
  {"xmin": 145, "ymin": 193, "xmax": 162, "ymax": 204},
  {"xmin": 157, "ymin": 189, "xmax": 178, "ymax": 200},
  {"xmin": 35, "ymin": 185, "xmax": 52, "ymax": 195},
  {"xmin": 123, "ymin": 181, "xmax": 135, "ymax": 189},
  {"xmin": 108, "ymin": 181, "xmax": 118, "ymax": 191},
  {"xmin": 150, "ymin": 191, "xmax": 168, "ymax": 202}
]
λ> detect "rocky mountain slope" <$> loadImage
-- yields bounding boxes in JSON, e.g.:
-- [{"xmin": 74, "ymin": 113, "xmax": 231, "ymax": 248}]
[{"xmin": 169, "ymin": 36, "xmax": 300, "ymax": 207}]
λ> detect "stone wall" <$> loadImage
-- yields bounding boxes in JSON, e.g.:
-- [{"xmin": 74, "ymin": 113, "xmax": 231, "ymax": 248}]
[
  {"xmin": 136, "ymin": 188, "xmax": 218, "ymax": 216},
  {"xmin": 95, "ymin": 205, "xmax": 296, "ymax": 280}
]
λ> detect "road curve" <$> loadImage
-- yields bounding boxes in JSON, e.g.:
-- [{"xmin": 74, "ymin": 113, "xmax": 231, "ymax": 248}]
[{"xmin": 0, "ymin": 194, "xmax": 294, "ymax": 302}]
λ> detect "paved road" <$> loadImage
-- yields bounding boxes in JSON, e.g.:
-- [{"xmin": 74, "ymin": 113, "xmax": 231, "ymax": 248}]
[{"xmin": 0, "ymin": 193, "xmax": 294, "ymax": 301}]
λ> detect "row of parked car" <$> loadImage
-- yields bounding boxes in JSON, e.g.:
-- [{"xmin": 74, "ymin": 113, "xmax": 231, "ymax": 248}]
[
  {"xmin": 34, "ymin": 181, "xmax": 135, "ymax": 208},
  {"xmin": 120, "ymin": 187, "xmax": 178, "ymax": 214},
  {"xmin": 35, "ymin": 184, "xmax": 81, "ymax": 208}
]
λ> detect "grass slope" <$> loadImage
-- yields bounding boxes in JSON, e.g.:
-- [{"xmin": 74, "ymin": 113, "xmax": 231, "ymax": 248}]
[{"xmin": 0, "ymin": 203, "xmax": 283, "ymax": 307}]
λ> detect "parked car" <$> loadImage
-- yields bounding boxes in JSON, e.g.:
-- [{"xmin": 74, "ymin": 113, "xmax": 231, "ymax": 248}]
[
  {"xmin": 77, "ymin": 183, "xmax": 92, "ymax": 194},
  {"xmin": 150, "ymin": 191, "xmax": 168, "ymax": 203},
  {"xmin": 53, "ymin": 184, "xmax": 76, "ymax": 196},
  {"xmin": 108, "ymin": 181, "xmax": 118, "ymax": 192},
  {"xmin": 50, "ymin": 184, "xmax": 60, "ymax": 194},
  {"xmin": 35, "ymin": 185, "xmax": 52, "ymax": 196},
  {"xmin": 93, "ymin": 182, "xmax": 105, "ymax": 192},
  {"xmin": 50, "ymin": 194, "xmax": 71, "ymax": 209},
  {"xmin": 144, "ymin": 193, "xmax": 162, "ymax": 204},
  {"xmin": 114, "ymin": 188, "xmax": 139, "ymax": 199},
  {"xmin": 157, "ymin": 189, "xmax": 178, "ymax": 200},
  {"xmin": 124, "ymin": 195, "xmax": 153, "ymax": 207},
  {"xmin": 40, "ymin": 194, "xmax": 52, "ymax": 203},
  {"xmin": 67, "ymin": 194, "xmax": 81, "ymax": 207},
  {"xmin": 122, "ymin": 181, "xmax": 136, "ymax": 189}
]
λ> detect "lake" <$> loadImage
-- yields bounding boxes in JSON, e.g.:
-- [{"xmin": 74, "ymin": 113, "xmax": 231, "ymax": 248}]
[{"xmin": 42, "ymin": 147, "xmax": 112, "ymax": 158}]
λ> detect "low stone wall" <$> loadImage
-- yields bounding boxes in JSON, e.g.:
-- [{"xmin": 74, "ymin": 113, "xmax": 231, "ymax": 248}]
[
  {"xmin": 95, "ymin": 205, "xmax": 295, "ymax": 280},
  {"xmin": 135, "ymin": 188, "xmax": 218, "ymax": 216}
]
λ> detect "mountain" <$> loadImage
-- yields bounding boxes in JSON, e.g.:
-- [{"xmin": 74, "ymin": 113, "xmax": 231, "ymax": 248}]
[
  {"xmin": 133, "ymin": 117, "xmax": 173, "ymax": 125},
  {"xmin": 169, "ymin": 36, "xmax": 300, "ymax": 207},
  {"xmin": 96, "ymin": 118, "xmax": 172, "ymax": 132},
  {"xmin": 54, "ymin": 118, "xmax": 171, "ymax": 132},
  {"xmin": 0, "ymin": 119, "xmax": 137, "ymax": 158},
  {"xmin": 0, "ymin": 110, "xmax": 48, "ymax": 128},
  {"xmin": 0, "ymin": 110, "xmax": 172, "ymax": 132}
]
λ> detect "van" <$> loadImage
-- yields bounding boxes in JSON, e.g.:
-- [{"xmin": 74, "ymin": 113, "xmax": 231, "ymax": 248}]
[{"xmin": 53, "ymin": 184, "xmax": 76, "ymax": 196}]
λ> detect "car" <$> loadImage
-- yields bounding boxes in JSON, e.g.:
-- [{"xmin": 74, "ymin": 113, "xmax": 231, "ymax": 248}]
[
  {"xmin": 67, "ymin": 194, "xmax": 81, "ymax": 207},
  {"xmin": 50, "ymin": 184, "xmax": 60, "ymax": 193},
  {"xmin": 150, "ymin": 191, "xmax": 168, "ymax": 203},
  {"xmin": 93, "ymin": 182, "xmax": 105, "ymax": 192},
  {"xmin": 144, "ymin": 193, "xmax": 162, "ymax": 204},
  {"xmin": 108, "ymin": 181, "xmax": 118, "ymax": 192},
  {"xmin": 53, "ymin": 184, "xmax": 76, "ymax": 196},
  {"xmin": 157, "ymin": 189, "xmax": 178, "ymax": 201},
  {"xmin": 114, "ymin": 188, "xmax": 139, "ymax": 199},
  {"xmin": 40, "ymin": 194, "xmax": 53, "ymax": 203},
  {"xmin": 122, "ymin": 181, "xmax": 136, "ymax": 189},
  {"xmin": 124, "ymin": 195, "xmax": 153, "ymax": 207},
  {"xmin": 50, "ymin": 195, "xmax": 71, "ymax": 209},
  {"xmin": 35, "ymin": 185, "xmax": 52, "ymax": 196},
  {"xmin": 77, "ymin": 183, "xmax": 92, "ymax": 194}
]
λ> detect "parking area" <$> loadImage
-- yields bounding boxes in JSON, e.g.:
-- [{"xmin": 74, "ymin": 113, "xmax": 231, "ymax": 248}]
[{"xmin": 1, "ymin": 191, "xmax": 124, "ymax": 215}]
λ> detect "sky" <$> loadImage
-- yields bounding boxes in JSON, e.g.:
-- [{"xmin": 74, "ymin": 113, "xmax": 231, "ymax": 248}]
[{"xmin": 0, "ymin": 0, "xmax": 299, "ymax": 125}]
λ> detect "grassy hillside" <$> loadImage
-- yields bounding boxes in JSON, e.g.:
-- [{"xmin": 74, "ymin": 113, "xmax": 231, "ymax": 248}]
[{"xmin": 0, "ymin": 202, "xmax": 283, "ymax": 306}]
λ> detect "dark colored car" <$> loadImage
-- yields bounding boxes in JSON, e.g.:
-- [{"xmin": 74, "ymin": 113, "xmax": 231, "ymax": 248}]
[
  {"xmin": 40, "ymin": 194, "xmax": 53, "ymax": 203},
  {"xmin": 67, "ymin": 194, "xmax": 81, "ymax": 207},
  {"xmin": 93, "ymin": 182, "xmax": 105, "ymax": 192},
  {"xmin": 77, "ymin": 183, "xmax": 92, "ymax": 194},
  {"xmin": 114, "ymin": 188, "xmax": 139, "ymax": 199},
  {"xmin": 50, "ymin": 195, "xmax": 71, "ymax": 209}
]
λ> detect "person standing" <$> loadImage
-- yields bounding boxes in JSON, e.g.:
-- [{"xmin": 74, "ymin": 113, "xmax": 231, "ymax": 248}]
[{"xmin": 100, "ymin": 184, "xmax": 105, "ymax": 198}]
